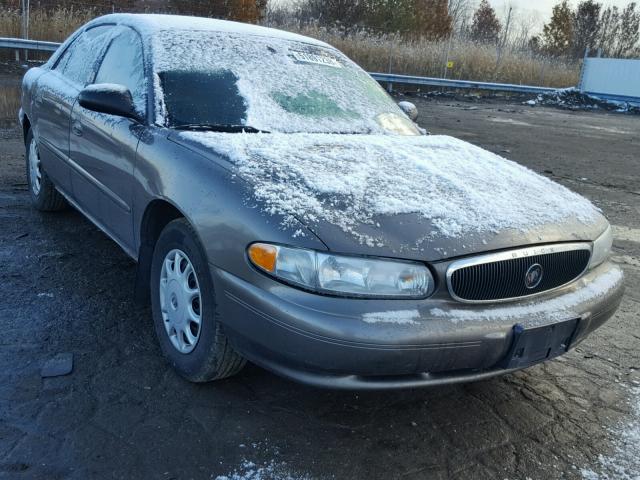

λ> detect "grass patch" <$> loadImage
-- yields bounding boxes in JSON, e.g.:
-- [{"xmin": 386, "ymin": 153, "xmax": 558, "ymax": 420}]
[
  {"xmin": 280, "ymin": 25, "xmax": 579, "ymax": 88},
  {"xmin": 0, "ymin": 84, "xmax": 21, "ymax": 126}
]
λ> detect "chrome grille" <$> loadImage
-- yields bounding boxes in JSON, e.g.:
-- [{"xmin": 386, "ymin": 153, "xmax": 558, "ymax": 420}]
[{"xmin": 446, "ymin": 243, "xmax": 592, "ymax": 303}]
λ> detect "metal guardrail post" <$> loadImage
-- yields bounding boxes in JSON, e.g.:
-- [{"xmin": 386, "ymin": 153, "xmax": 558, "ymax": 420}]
[{"xmin": 578, "ymin": 48, "xmax": 589, "ymax": 92}]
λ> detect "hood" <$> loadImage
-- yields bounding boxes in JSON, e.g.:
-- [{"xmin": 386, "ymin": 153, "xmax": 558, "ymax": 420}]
[{"xmin": 174, "ymin": 131, "xmax": 608, "ymax": 262}]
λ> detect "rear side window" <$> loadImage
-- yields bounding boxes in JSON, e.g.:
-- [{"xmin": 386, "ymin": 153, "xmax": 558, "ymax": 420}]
[
  {"xmin": 95, "ymin": 28, "xmax": 147, "ymax": 116},
  {"xmin": 55, "ymin": 26, "xmax": 114, "ymax": 86}
]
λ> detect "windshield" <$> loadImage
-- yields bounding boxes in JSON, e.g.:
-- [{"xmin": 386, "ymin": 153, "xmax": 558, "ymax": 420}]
[{"xmin": 152, "ymin": 30, "xmax": 419, "ymax": 135}]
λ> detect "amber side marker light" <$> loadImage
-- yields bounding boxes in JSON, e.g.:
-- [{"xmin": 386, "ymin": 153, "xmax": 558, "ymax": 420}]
[{"xmin": 248, "ymin": 243, "xmax": 278, "ymax": 273}]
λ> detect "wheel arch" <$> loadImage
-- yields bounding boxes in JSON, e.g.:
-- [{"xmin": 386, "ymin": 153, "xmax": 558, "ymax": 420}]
[
  {"xmin": 22, "ymin": 114, "xmax": 31, "ymax": 146},
  {"xmin": 134, "ymin": 198, "xmax": 187, "ymax": 305}
]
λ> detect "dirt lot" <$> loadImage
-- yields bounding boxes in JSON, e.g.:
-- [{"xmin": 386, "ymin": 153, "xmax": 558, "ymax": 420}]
[{"xmin": 1, "ymin": 77, "xmax": 639, "ymax": 479}]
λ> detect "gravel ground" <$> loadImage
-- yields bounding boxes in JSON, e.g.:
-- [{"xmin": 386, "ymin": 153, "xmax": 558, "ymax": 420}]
[{"xmin": 1, "ymin": 84, "xmax": 639, "ymax": 480}]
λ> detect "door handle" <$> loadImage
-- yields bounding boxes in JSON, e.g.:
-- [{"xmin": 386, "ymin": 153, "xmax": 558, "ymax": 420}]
[{"xmin": 71, "ymin": 121, "xmax": 83, "ymax": 137}]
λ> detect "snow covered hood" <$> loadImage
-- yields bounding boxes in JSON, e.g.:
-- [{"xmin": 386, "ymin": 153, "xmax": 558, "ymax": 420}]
[{"xmin": 178, "ymin": 132, "xmax": 608, "ymax": 261}]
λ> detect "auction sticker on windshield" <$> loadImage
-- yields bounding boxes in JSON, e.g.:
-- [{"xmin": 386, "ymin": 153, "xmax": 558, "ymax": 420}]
[{"xmin": 290, "ymin": 51, "xmax": 342, "ymax": 68}]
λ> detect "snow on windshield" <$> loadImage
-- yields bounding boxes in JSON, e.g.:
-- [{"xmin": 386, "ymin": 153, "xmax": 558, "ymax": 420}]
[
  {"xmin": 184, "ymin": 132, "xmax": 602, "ymax": 244},
  {"xmin": 151, "ymin": 30, "xmax": 414, "ymax": 134}
]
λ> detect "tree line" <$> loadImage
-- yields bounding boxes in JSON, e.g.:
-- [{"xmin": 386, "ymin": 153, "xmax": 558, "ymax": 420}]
[
  {"xmin": 3, "ymin": 0, "xmax": 268, "ymax": 24},
  {"xmin": 539, "ymin": 1, "xmax": 640, "ymax": 58},
  {"xmin": 455, "ymin": 0, "xmax": 639, "ymax": 59},
  {"xmin": 6, "ymin": 0, "xmax": 639, "ymax": 58},
  {"xmin": 469, "ymin": 0, "xmax": 640, "ymax": 58},
  {"xmin": 269, "ymin": 0, "xmax": 639, "ymax": 59},
  {"xmin": 279, "ymin": 0, "xmax": 453, "ymax": 40}
]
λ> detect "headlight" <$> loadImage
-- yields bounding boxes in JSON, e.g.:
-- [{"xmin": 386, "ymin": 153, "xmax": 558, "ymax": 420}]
[
  {"xmin": 589, "ymin": 225, "xmax": 613, "ymax": 269},
  {"xmin": 248, "ymin": 243, "xmax": 434, "ymax": 298}
]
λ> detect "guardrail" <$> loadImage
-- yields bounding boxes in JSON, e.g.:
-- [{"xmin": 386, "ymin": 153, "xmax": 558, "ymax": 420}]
[
  {"xmin": 0, "ymin": 37, "xmax": 60, "ymax": 52},
  {"xmin": 369, "ymin": 72, "xmax": 559, "ymax": 95}
]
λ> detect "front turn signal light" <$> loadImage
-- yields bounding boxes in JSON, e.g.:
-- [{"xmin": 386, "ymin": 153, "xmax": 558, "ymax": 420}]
[{"xmin": 248, "ymin": 243, "xmax": 278, "ymax": 273}]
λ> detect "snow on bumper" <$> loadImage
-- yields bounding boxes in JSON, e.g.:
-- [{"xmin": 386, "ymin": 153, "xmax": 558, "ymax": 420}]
[{"xmin": 212, "ymin": 261, "xmax": 624, "ymax": 389}]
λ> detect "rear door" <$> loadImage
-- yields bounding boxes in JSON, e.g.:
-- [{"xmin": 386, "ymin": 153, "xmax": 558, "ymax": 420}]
[
  {"xmin": 33, "ymin": 26, "xmax": 113, "ymax": 195},
  {"xmin": 69, "ymin": 27, "xmax": 148, "ymax": 254}
]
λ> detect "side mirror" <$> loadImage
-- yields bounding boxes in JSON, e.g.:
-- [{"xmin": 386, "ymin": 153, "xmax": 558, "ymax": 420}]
[
  {"xmin": 398, "ymin": 101, "xmax": 418, "ymax": 122},
  {"xmin": 78, "ymin": 83, "xmax": 139, "ymax": 121}
]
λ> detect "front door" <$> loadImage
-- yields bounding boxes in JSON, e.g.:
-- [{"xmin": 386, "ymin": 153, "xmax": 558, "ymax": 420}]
[{"xmin": 69, "ymin": 27, "xmax": 148, "ymax": 254}]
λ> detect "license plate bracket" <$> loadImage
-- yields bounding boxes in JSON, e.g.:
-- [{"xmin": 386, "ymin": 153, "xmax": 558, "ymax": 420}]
[{"xmin": 500, "ymin": 319, "xmax": 579, "ymax": 369}]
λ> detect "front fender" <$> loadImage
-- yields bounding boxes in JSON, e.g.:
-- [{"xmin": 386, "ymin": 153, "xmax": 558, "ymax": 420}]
[
  {"xmin": 20, "ymin": 67, "xmax": 49, "ymax": 140},
  {"xmin": 133, "ymin": 128, "xmax": 328, "ymax": 284}
]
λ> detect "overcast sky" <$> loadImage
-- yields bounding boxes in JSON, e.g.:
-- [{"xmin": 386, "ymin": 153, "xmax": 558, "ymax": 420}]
[{"xmin": 488, "ymin": 0, "xmax": 632, "ymax": 22}]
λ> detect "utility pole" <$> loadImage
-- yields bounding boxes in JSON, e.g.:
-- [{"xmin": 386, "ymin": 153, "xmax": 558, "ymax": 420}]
[
  {"xmin": 442, "ymin": 33, "xmax": 453, "ymax": 79},
  {"xmin": 21, "ymin": 0, "xmax": 30, "ymax": 61},
  {"xmin": 503, "ymin": 7, "xmax": 512, "ymax": 48}
]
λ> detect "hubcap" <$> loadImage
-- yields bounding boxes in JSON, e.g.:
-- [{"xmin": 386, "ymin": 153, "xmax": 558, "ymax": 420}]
[
  {"xmin": 28, "ymin": 138, "xmax": 42, "ymax": 195},
  {"xmin": 159, "ymin": 249, "xmax": 202, "ymax": 354}
]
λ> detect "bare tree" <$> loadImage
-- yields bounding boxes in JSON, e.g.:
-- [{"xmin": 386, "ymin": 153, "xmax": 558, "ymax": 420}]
[
  {"xmin": 597, "ymin": 6, "xmax": 621, "ymax": 55},
  {"xmin": 448, "ymin": 0, "xmax": 472, "ymax": 33},
  {"xmin": 596, "ymin": 3, "xmax": 640, "ymax": 58},
  {"xmin": 510, "ymin": 10, "xmax": 543, "ymax": 50},
  {"xmin": 613, "ymin": 2, "xmax": 640, "ymax": 57}
]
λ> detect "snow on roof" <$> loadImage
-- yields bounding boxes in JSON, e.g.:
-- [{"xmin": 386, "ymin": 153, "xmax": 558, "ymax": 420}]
[
  {"xmin": 91, "ymin": 13, "xmax": 330, "ymax": 48},
  {"xmin": 183, "ymin": 131, "xmax": 602, "ymax": 245}
]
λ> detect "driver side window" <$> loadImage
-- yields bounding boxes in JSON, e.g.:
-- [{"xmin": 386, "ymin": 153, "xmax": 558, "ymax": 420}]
[{"xmin": 94, "ymin": 28, "xmax": 147, "ymax": 117}]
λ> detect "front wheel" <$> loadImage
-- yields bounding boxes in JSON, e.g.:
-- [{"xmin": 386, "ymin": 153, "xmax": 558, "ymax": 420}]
[
  {"xmin": 25, "ymin": 129, "xmax": 67, "ymax": 211},
  {"xmin": 150, "ymin": 218, "xmax": 246, "ymax": 382}
]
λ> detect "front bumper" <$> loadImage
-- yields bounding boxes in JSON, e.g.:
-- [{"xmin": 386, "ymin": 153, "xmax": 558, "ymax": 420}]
[{"xmin": 212, "ymin": 261, "xmax": 624, "ymax": 390}]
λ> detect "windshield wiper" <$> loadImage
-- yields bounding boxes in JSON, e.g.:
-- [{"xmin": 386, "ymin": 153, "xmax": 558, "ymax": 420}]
[{"xmin": 172, "ymin": 123, "xmax": 264, "ymax": 133}]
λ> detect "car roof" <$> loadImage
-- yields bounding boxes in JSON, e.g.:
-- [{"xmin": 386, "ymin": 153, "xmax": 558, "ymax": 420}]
[{"xmin": 87, "ymin": 13, "xmax": 331, "ymax": 49}]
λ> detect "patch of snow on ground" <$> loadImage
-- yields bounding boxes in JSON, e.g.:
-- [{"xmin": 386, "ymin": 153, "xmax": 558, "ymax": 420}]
[
  {"xmin": 430, "ymin": 267, "xmax": 623, "ymax": 324},
  {"xmin": 581, "ymin": 388, "xmax": 640, "ymax": 480},
  {"xmin": 185, "ymin": 131, "xmax": 601, "ymax": 244},
  {"xmin": 213, "ymin": 440, "xmax": 311, "ymax": 480},
  {"xmin": 525, "ymin": 88, "xmax": 640, "ymax": 114},
  {"xmin": 215, "ymin": 459, "xmax": 311, "ymax": 480},
  {"xmin": 362, "ymin": 309, "xmax": 420, "ymax": 325}
]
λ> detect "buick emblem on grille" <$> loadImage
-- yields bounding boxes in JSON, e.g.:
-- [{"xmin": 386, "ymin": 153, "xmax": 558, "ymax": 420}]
[{"xmin": 524, "ymin": 263, "xmax": 544, "ymax": 289}]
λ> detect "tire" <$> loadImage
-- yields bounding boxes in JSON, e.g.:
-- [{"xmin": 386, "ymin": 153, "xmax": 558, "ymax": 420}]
[
  {"xmin": 150, "ymin": 218, "xmax": 246, "ymax": 382},
  {"xmin": 25, "ymin": 129, "xmax": 67, "ymax": 212}
]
